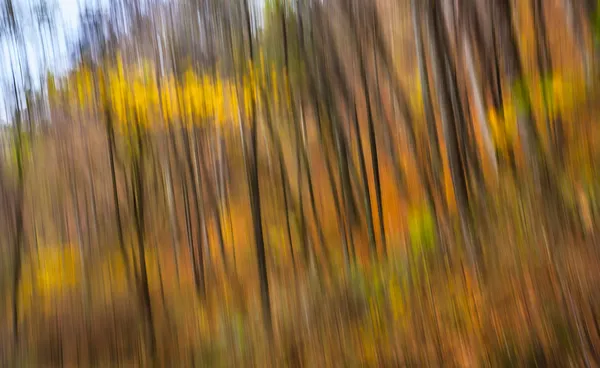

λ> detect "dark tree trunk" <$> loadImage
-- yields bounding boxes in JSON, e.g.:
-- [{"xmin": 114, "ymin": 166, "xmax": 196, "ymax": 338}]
[
  {"xmin": 426, "ymin": 0, "xmax": 475, "ymax": 265},
  {"xmin": 244, "ymin": 0, "xmax": 272, "ymax": 334},
  {"xmin": 104, "ymin": 97, "xmax": 134, "ymax": 289},
  {"xmin": 132, "ymin": 121, "xmax": 157, "ymax": 360},
  {"xmin": 411, "ymin": 0, "xmax": 445, "ymax": 204}
]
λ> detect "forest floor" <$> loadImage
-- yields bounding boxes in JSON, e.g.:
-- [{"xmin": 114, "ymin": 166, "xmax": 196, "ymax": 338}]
[{"xmin": 4, "ymin": 186, "xmax": 600, "ymax": 366}]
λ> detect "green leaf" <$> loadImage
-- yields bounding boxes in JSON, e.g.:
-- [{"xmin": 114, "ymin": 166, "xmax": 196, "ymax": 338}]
[
  {"xmin": 592, "ymin": 1, "xmax": 600, "ymax": 43},
  {"xmin": 512, "ymin": 78, "xmax": 531, "ymax": 112},
  {"xmin": 408, "ymin": 205, "xmax": 436, "ymax": 256}
]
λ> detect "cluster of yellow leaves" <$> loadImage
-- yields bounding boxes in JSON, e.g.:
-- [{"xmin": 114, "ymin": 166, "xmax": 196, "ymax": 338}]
[
  {"xmin": 19, "ymin": 244, "xmax": 80, "ymax": 317},
  {"xmin": 404, "ymin": 68, "xmax": 585, "ymax": 160},
  {"xmin": 104, "ymin": 59, "xmax": 241, "ymax": 133},
  {"xmin": 36, "ymin": 245, "xmax": 80, "ymax": 292},
  {"xmin": 388, "ymin": 278, "xmax": 405, "ymax": 322},
  {"xmin": 408, "ymin": 73, "xmax": 425, "ymax": 122},
  {"xmin": 538, "ymin": 73, "xmax": 587, "ymax": 119},
  {"xmin": 488, "ymin": 101, "xmax": 518, "ymax": 153},
  {"xmin": 161, "ymin": 71, "xmax": 234, "ymax": 126},
  {"xmin": 48, "ymin": 53, "xmax": 286, "ymax": 134},
  {"xmin": 489, "ymin": 72, "xmax": 586, "ymax": 154}
]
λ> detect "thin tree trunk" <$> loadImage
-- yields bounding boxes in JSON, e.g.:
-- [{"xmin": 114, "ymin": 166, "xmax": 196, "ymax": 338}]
[
  {"xmin": 171, "ymin": 125, "xmax": 204, "ymax": 298},
  {"xmin": 360, "ymin": 31, "xmax": 387, "ymax": 259},
  {"xmin": 305, "ymin": 93, "xmax": 343, "ymax": 271},
  {"xmin": 244, "ymin": 0, "xmax": 272, "ymax": 334},
  {"xmin": 296, "ymin": 99, "xmax": 311, "ymax": 267},
  {"xmin": 427, "ymin": 0, "xmax": 475, "ymax": 265},
  {"xmin": 11, "ymin": 128, "xmax": 24, "ymax": 345},
  {"xmin": 182, "ymin": 125, "xmax": 209, "ymax": 294},
  {"xmin": 463, "ymin": 32, "xmax": 498, "ymax": 176},
  {"xmin": 532, "ymin": 0, "xmax": 554, "ymax": 144},
  {"xmin": 494, "ymin": 0, "xmax": 544, "ymax": 178},
  {"xmin": 279, "ymin": 144, "xmax": 297, "ymax": 274},
  {"xmin": 196, "ymin": 128, "xmax": 229, "ymax": 274},
  {"xmin": 162, "ymin": 140, "xmax": 180, "ymax": 284},
  {"xmin": 279, "ymin": 1, "xmax": 301, "ymax": 274},
  {"xmin": 338, "ymin": 0, "xmax": 438, "ymax": 222},
  {"xmin": 303, "ymin": 7, "xmax": 366, "ymax": 262},
  {"xmin": 103, "ymin": 94, "xmax": 135, "ymax": 289},
  {"xmin": 132, "ymin": 121, "xmax": 157, "ymax": 360},
  {"xmin": 167, "ymin": 8, "xmax": 207, "ymax": 298},
  {"xmin": 561, "ymin": 0, "xmax": 592, "ymax": 84}
]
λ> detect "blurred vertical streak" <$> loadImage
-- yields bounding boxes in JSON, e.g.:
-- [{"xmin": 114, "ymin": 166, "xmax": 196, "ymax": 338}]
[
  {"xmin": 222, "ymin": 11, "xmax": 240, "ymax": 273},
  {"xmin": 532, "ymin": 0, "xmax": 555, "ymax": 151},
  {"xmin": 243, "ymin": 0, "xmax": 272, "ymax": 335},
  {"xmin": 162, "ymin": 134, "xmax": 181, "ymax": 284},
  {"xmin": 561, "ymin": 0, "xmax": 592, "ymax": 85},
  {"xmin": 101, "ymin": 68, "xmax": 133, "ymax": 289},
  {"xmin": 288, "ymin": 0, "xmax": 312, "ymax": 270},
  {"xmin": 10, "ymin": 75, "xmax": 25, "ymax": 347},
  {"xmin": 8, "ymin": 13, "xmax": 28, "ymax": 345},
  {"xmin": 425, "ymin": 0, "xmax": 474, "ymax": 265},
  {"xmin": 168, "ymin": 7, "xmax": 206, "ymax": 298},
  {"xmin": 462, "ymin": 24, "xmax": 498, "ymax": 178},
  {"xmin": 191, "ymin": 124, "xmax": 212, "ymax": 274},
  {"xmin": 370, "ymin": 5, "xmax": 391, "ymax": 258},
  {"xmin": 277, "ymin": 0, "xmax": 297, "ymax": 276},
  {"xmin": 493, "ymin": 0, "xmax": 545, "ymax": 184},
  {"xmin": 447, "ymin": 2, "xmax": 484, "ymax": 199},
  {"xmin": 197, "ymin": 125, "xmax": 228, "ymax": 274},
  {"xmin": 131, "ymin": 111, "xmax": 157, "ymax": 360},
  {"xmin": 411, "ymin": 0, "xmax": 445, "ymax": 191},
  {"xmin": 341, "ymin": 0, "xmax": 439, "ymax": 235},
  {"xmin": 312, "ymin": 5, "xmax": 362, "ymax": 270},
  {"xmin": 303, "ymin": 4, "xmax": 350, "ymax": 269}
]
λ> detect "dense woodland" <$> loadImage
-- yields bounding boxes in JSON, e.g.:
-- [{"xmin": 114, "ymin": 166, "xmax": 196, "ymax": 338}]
[{"xmin": 2, "ymin": 0, "xmax": 600, "ymax": 365}]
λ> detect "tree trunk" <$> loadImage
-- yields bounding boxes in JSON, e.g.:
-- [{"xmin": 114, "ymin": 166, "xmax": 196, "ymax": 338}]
[
  {"xmin": 462, "ymin": 32, "xmax": 498, "ymax": 177},
  {"xmin": 426, "ymin": 0, "xmax": 475, "ymax": 265},
  {"xmin": 244, "ymin": 0, "xmax": 272, "ymax": 334},
  {"xmin": 104, "ymin": 98, "xmax": 134, "ymax": 289},
  {"xmin": 411, "ymin": 0, "xmax": 445, "ymax": 206},
  {"xmin": 132, "ymin": 121, "xmax": 157, "ymax": 360}
]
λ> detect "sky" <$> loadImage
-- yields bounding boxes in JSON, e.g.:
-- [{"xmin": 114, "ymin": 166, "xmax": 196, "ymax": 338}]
[
  {"xmin": 0, "ymin": 0, "xmax": 266, "ymax": 121},
  {"xmin": 0, "ymin": 0, "xmax": 102, "ymax": 120}
]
